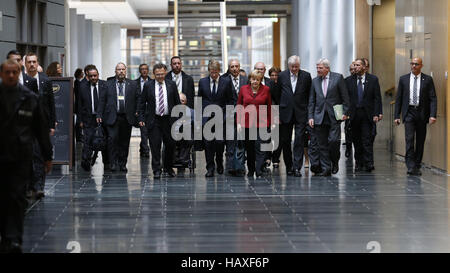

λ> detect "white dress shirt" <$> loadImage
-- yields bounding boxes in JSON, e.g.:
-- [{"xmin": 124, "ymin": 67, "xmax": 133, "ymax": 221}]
[
  {"xmin": 172, "ymin": 72, "xmax": 182, "ymax": 94},
  {"xmin": 140, "ymin": 77, "xmax": 148, "ymax": 92},
  {"xmin": 410, "ymin": 72, "xmax": 421, "ymax": 106},
  {"xmin": 231, "ymin": 75, "xmax": 240, "ymax": 94},
  {"xmin": 32, "ymin": 73, "xmax": 40, "ymax": 90},
  {"xmin": 290, "ymin": 72, "xmax": 298, "ymax": 92},
  {"xmin": 19, "ymin": 73, "xmax": 24, "ymax": 85},
  {"xmin": 116, "ymin": 80, "xmax": 126, "ymax": 111},
  {"xmin": 155, "ymin": 81, "xmax": 169, "ymax": 116},
  {"xmin": 357, "ymin": 73, "xmax": 366, "ymax": 88}
]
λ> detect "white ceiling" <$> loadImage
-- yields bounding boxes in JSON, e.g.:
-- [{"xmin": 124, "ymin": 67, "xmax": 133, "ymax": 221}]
[{"xmin": 68, "ymin": 0, "xmax": 168, "ymax": 28}]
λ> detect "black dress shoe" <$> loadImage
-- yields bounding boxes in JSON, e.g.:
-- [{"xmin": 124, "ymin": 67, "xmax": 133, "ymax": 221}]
[
  {"xmin": 166, "ymin": 169, "xmax": 176, "ymax": 177},
  {"xmin": 205, "ymin": 171, "xmax": 214, "ymax": 177},
  {"xmin": 236, "ymin": 170, "xmax": 246, "ymax": 177},
  {"xmin": 310, "ymin": 165, "xmax": 322, "ymax": 174},
  {"xmin": 319, "ymin": 171, "xmax": 332, "ymax": 177},
  {"xmin": 110, "ymin": 164, "xmax": 118, "ymax": 172},
  {"xmin": 365, "ymin": 165, "xmax": 374, "ymax": 173},
  {"xmin": 35, "ymin": 190, "xmax": 45, "ymax": 199},
  {"xmin": 332, "ymin": 164, "xmax": 339, "ymax": 175},
  {"xmin": 407, "ymin": 169, "xmax": 415, "ymax": 175},
  {"xmin": 120, "ymin": 166, "xmax": 128, "ymax": 172},
  {"xmin": 5, "ymin": 242, "xmax": 22, "ymax": 253},
  {"xmin": 81, "ymin": 161, "xmax": 91, "ymax": 172},
  {"xmin": 154, "ymin": 172, "xmax": 161, "ymax": 179},
  {"xmin": 247, "ymin": 171, "xmax": 255, "ymax": 178},
  {"xmin": 294, "ymin": 170, "xmax": 302, "ymax": 177},
  {"xmin": 287, "ymin": 169, "xmax": 295, "ymax": 176},
  {"xmin": 256, "ymin": 172, "xmax": 263, "ymax": 178},
  {"xmin": 345, "ymin": 149, "xmax": 351, "ymax": 158},
  {"xmin": 217, "ymin": 166, "xmax": 224, "ymax": 175}
]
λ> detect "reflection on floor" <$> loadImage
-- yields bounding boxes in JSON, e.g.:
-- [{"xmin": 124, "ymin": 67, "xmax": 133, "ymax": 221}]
[{"xmin": 23, "ymin": 138, "xmax": 450, "ymax": 253}]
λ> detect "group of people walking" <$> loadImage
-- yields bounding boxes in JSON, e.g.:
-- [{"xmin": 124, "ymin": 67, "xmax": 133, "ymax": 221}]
[{"xmin": 75, "ymin": 55, "xmax": 437, "ymax": 179}]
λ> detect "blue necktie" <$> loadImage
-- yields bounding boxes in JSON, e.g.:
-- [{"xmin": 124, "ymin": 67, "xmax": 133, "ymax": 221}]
[
  {"xmin": 212, "ymin": 80, "xmax": 217, "ymax": 96},
  {"xmin": 357, "ymin": 76, "xmax": 363, "ymax": 106}
]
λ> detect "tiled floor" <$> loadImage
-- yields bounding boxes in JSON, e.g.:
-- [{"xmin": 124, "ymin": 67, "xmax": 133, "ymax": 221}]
[{"xmin": 22, "ymin": 138, "xmax": 450, "ymax": 253}]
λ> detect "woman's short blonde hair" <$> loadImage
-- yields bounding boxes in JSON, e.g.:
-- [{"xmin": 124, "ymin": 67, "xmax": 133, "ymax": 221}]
[{"xmin": 249, "ymin": 69, "xmax": 264, "ymax": 82}]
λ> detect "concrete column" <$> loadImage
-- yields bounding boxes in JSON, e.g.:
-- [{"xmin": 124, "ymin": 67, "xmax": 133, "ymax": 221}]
[
  {"xmin": 101, "ymin": 24, "xmax": 121, "ymax": 80},
  {"xmin": 92, "ymin": 21, "xmax": 102, "ymax": 77},
  {"xmin": 69, "ymin": 8, "xmax": 78, "ymax": 75}
]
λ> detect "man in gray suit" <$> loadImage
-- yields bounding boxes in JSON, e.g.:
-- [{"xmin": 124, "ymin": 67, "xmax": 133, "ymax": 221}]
[{"xmin": 308, "ymin": 58, "xmax": 350, "ymax": 176}]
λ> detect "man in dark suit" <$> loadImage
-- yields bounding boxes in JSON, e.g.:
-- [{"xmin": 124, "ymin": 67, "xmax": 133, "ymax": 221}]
[
  {"xmin": 363, "ymin": 58, "xmax": 382, "ymax": 170},
  {"xmin": 135, "ymin": 64, "xmax": 151, "ymax": 158},
  {"xmin": 0, "ymin": 59, "xmax": 53, "ymax": 253},
  {"xmin": 198, "ymin": 60, "xmax": 233, "ymax": 177},
  {"xmin": 138, "ymin": 63, "xmax": 181, "ymax": 179},
  {"xmin": 166, "ymin": 57, "xmax": 196, "ymax": 173},
  {"xmin": 25, "ymin": 52, "xmax": 56, "ymax": 199},
  {"xmin": 394, "ymin": 57, "xmax": 437, "ymax": 176},
  {"xmin": 78, "ymin": 66, "xmax": 109, "ymax": 171},
  {"xmin": 308, "ymin": 58, "xmax": 350, "ymax": 176},
  {"xmin": 346, "ymin": 59, "xmax": 382, "ymax": 172},
  {"xmin": 223, "ymin": 59, "xmax": 248, "ymax": 176},
  {"xmin": 166, "ymin": 56, "xmax": 195, "ymax": 109},
  {"xmin": 6, "ymin": 50, "xmax": 39, "ymax": 95},
  {"xmin": 344, "ymin": 62, "xmax": 356, "ymax": 158},
  {"xmin": 277, "ymin": 56, "xmax": 312, "ymax": 177},
  {"xmin": 97, "ymin": 62, "xmax": 139, "ymax": 172}
]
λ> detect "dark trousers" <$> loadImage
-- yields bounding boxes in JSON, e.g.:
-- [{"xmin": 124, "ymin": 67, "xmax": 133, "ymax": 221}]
[
  {"xmin": 279, "ymin": 122, "xmax": 294, "ymax": 170},
  {"xmin": 315, "ymin": 115, "xmax": 341, "ymax": 172},
  {"xmin": 244, "ymin": 128, "xmax": 266, "ymax": 173},
  {"xmin": 293, "ymin": 122, "xmax": 307, "ymax": 170},
  {"xmin": 204, "ymin": 122, "xmax": 225, "ymax": 173},
  {"xmin": 30, "ymin": 138, "xmax": 46, "ymax": 192},
  {"xmin": 106, "ymin": 114, "xmax": 132, "ymax": 168},
  {"xmin": 175, "ymin": 139, "xmax": 193, "ymax": 167},
  {"xmin": 344, "ymin": 119, "xmax": 352, "ymax": 152},
  {"xmin": 82, "ymin": 116, "xmax": 109, "ymax": 166},
  {"xmin": 404, "ymin": 107, "xmax": 427, "ymax": 170},
  {"xmin": 351, "ymin": 108, "xmax": 374, "ymax": 168},
  {"xmin": 149, "ymin": 115, "xmax": 175, "ymax": 173},
  {"xmin": 225, "ymin": 121, "xmax": 245, "ymax": 171},
  {"xmin": 308, "ymin": 125, "xmax": 321, "ymax": 169},
  {"xmin": 0, "ymin": 161, "xmax": 31, "ymax": 245},
  {"xmin": 280, "ymin": 120, "xmax": 306, "ymax": 171},
  {"xmin": 139, "ymin": 125, "xmax": 150, "ymax": 155},
  {"xmin": 75, "ymin": 115, "xmax": 83, "ymax": 142},
  {"xmin": 271, "ymin": 124, "xmax": 282, "ymax": 164}
]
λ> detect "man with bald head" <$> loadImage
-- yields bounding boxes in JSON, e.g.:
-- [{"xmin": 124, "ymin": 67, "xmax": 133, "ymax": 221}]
[
  {"xmin": 394, "ymin": 57, "xmax": 437, "ymax": 176},
  {"xmin": 97, "ymin": 62, "xmax": 140, "ymax": 172}
]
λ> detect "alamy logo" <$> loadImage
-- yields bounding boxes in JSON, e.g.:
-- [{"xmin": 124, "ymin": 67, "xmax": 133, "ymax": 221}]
[{"xmin": 168, "ymin": 97, "xmax": 280, "ymax": 152}]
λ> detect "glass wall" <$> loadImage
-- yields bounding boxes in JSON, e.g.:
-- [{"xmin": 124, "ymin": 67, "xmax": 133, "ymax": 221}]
[{"xmin": 124, "ymin": 17, "xmax": 277, "ymax": 82}]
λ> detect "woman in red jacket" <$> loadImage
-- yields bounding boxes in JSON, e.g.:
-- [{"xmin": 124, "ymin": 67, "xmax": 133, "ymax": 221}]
[{"xmin": 237, "ymin": 70, "xmax": 272, "ymax": 178}]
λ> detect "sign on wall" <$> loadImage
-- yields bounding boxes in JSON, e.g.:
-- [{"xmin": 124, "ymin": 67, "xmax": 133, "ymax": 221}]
[{"xmin": 50, "ymin": 77, "xmax": 74, "ymax": 168}]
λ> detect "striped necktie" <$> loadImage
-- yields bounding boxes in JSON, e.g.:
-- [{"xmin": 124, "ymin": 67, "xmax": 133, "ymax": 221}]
[{"xmin": 158, "ymin": 82, "xmax": 165, "ymax": 116}]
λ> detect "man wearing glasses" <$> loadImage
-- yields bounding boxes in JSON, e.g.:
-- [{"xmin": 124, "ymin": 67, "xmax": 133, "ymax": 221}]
[{"xmin": 394, "ymin": 58, "xmax": 437, "ymax": 176}]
